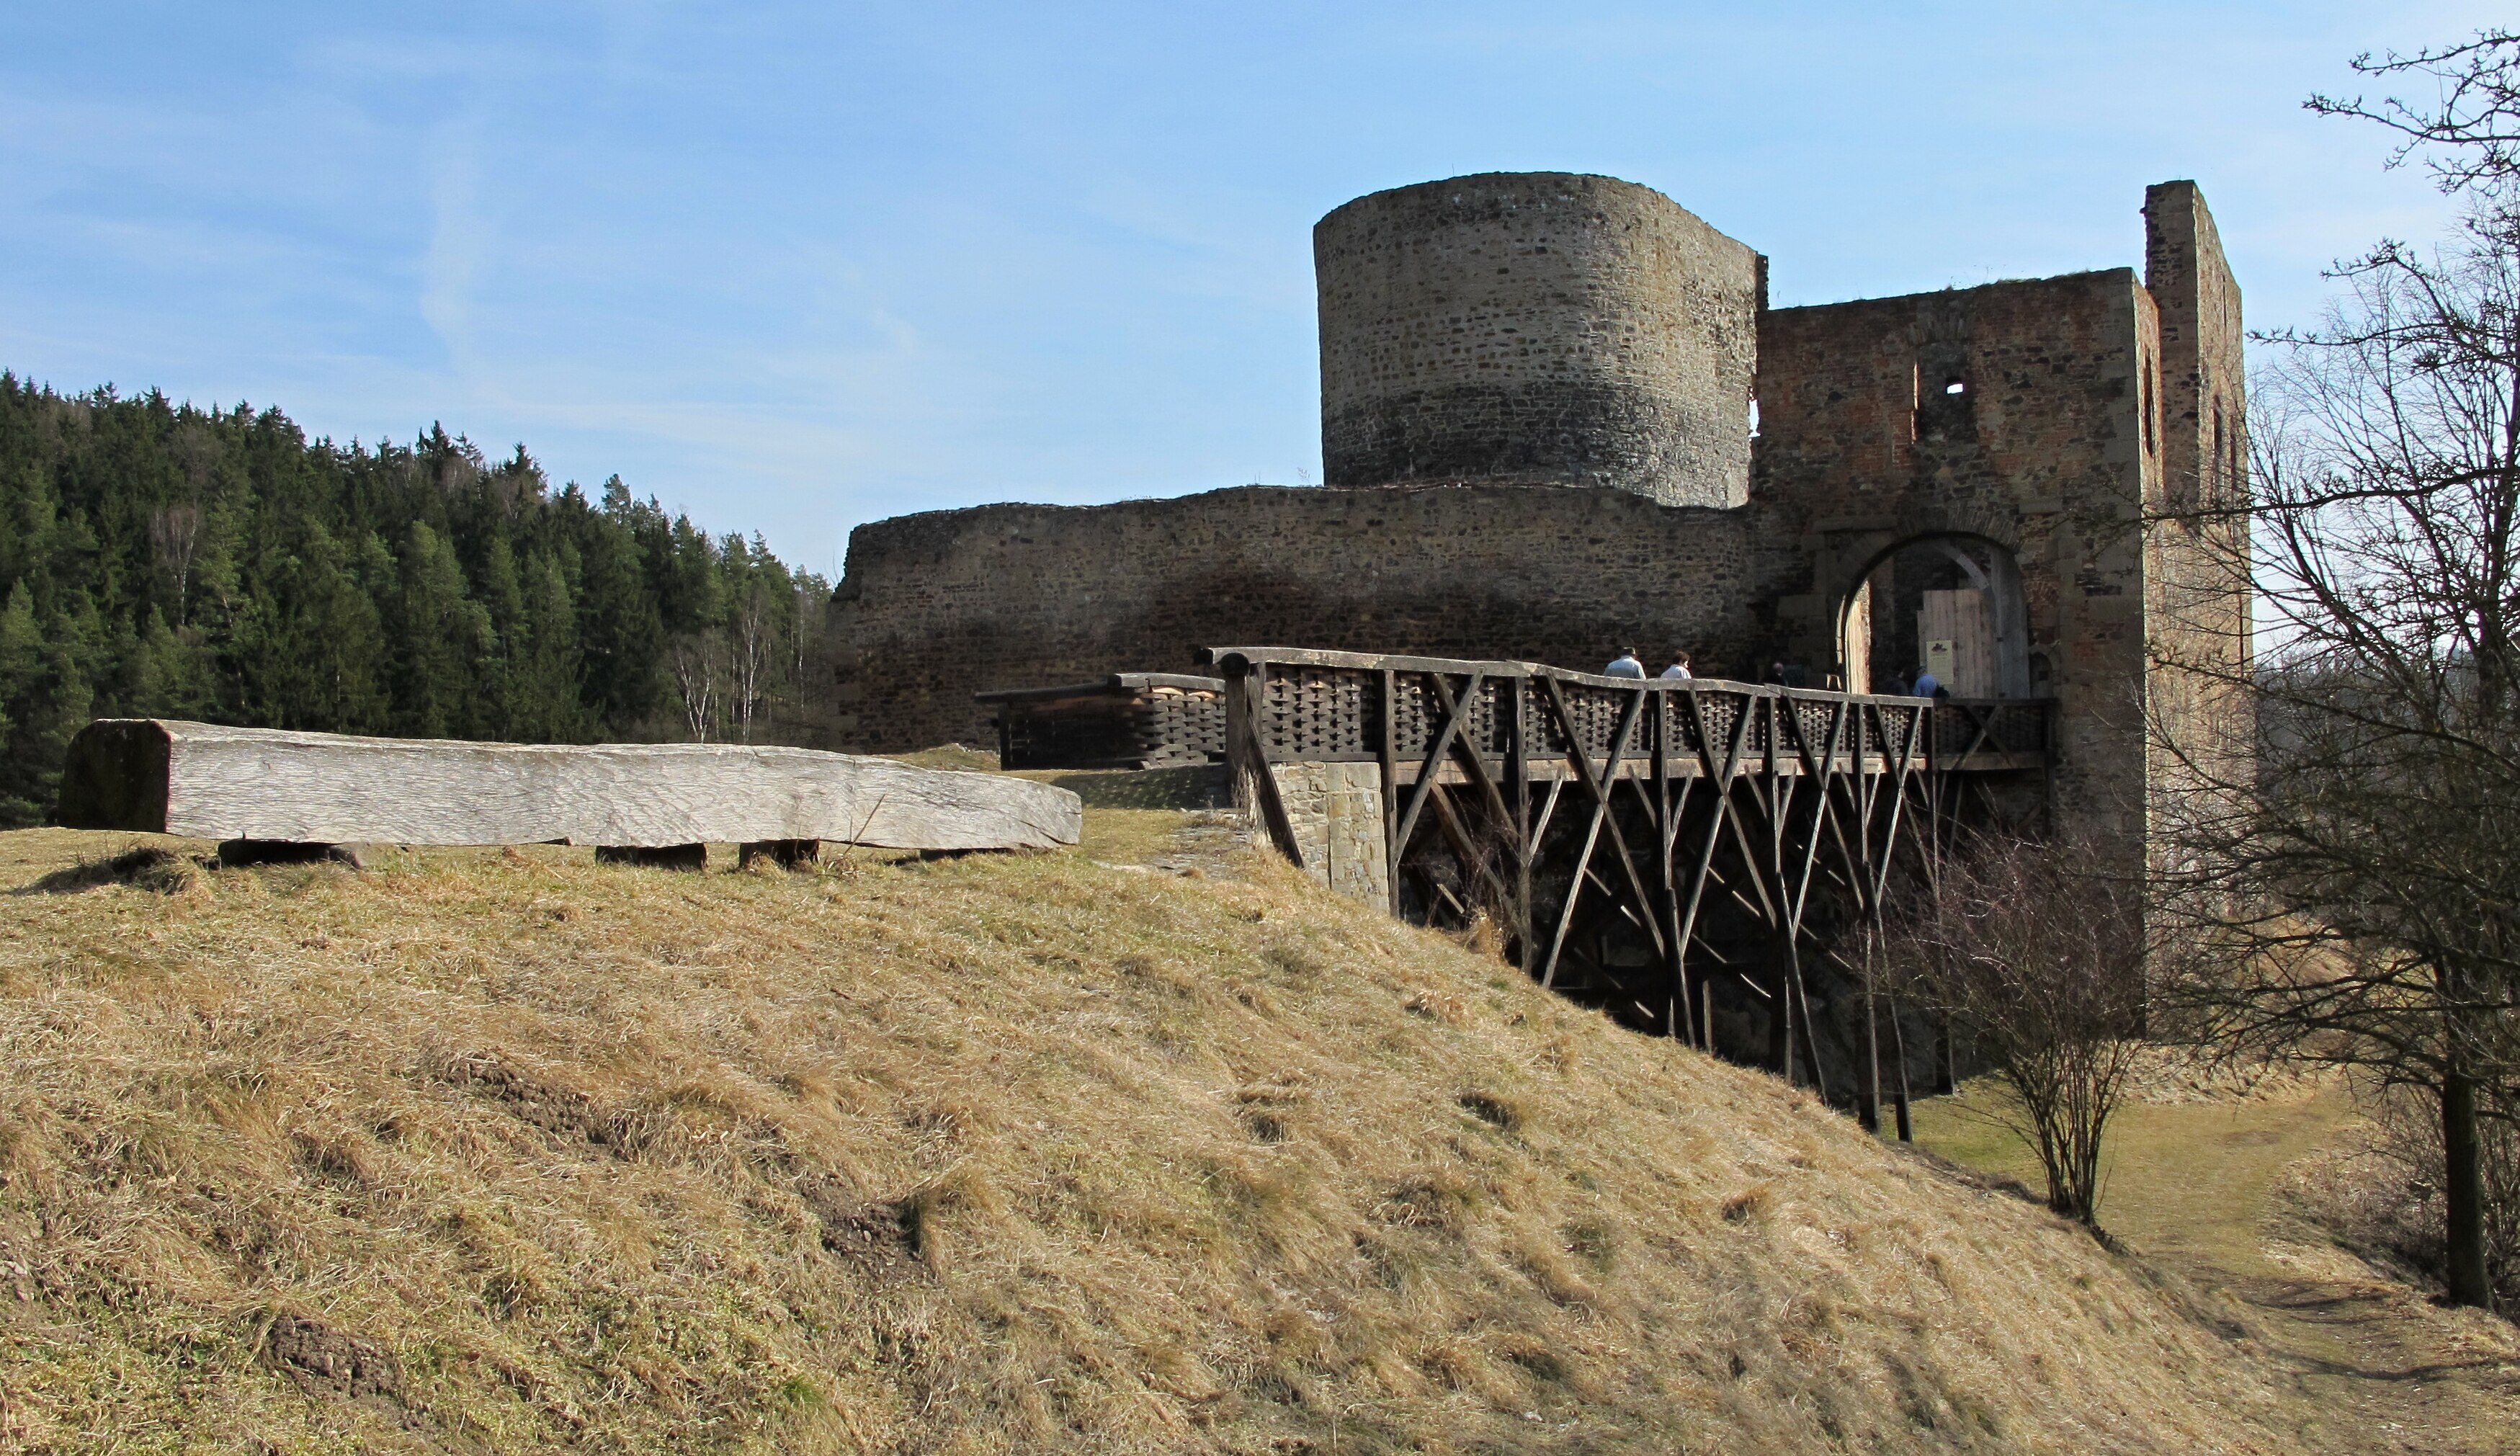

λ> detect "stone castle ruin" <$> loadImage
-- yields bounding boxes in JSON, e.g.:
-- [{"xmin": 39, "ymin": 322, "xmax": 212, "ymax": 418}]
[{"xmin": 826, "ymin": 171, "xmax": 2251, "ymax": 883}]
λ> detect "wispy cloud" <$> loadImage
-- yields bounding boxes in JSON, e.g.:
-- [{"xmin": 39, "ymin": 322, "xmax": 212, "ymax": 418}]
[
  {"xmin": 0, "ymin": 0, "xmax": 2506, "ymax": 565},
  {"xmin": 419, "ymin": 112, "xmax": 491, "ymax": 370}
]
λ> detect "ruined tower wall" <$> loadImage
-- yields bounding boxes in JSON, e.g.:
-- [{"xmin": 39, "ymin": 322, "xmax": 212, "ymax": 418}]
[
  {"xmin": 1316, "ymin": 173, "xmax": 1759, "ymax": 506},
  {"xmin": 2140, "ymin": 182, "xmax": 2255, "ymax": 821},
  {"xmin": 1748, "ymin": 269, "xmax": 2163, "ymax": 862},
  {"xmin": 828, "ymin": 483, "xmax": 1798, "ymax": 752},
  {"xmin": 2144, "ymin": 182, "xmax": 2246, "ymax": 532}
]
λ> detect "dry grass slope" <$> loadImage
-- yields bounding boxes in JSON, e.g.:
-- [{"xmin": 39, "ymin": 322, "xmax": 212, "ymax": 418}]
[{"xmin": 0, "ymin": 829, "xmax": 2300, "ymax": 1453}]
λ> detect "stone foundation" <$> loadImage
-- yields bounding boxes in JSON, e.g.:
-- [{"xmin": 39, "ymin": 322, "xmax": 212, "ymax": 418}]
[{"xmin": 1261, "ymin": 761, "xmax": 1390, "ymax": 906}]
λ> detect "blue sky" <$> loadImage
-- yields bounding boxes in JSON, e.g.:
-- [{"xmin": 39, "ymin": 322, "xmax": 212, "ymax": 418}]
[{"xmin": 0, "ymin": 2, "xmax": 2504, "ymax": 573}]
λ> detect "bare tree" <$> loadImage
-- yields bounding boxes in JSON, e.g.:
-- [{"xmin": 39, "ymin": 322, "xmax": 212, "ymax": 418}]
[
  {"xmin": 2143, "ymin": 26, "xmax": 2520, "ymax": 1313},
  {"xmin": 729, "ymin": 585, "xmax": 774, "ymax": 745},
  {"xmin": 148, "ymin": 504, "xmax": 203, "ymax": 627},
  {"xmin": 2150, "ymin": 213, "xmax": 2520, "ymax": 1310},
  {"xmin": 2310, "ymin": 31, "xmax": 2520, "ymax": 202},
  {"xmin": 670, "ymin": 633, "xmax": 720, "ymax": 743},
  {"xmin": 1889, "ymin": 834, "xmax": 2148, "ymax": 1227}
]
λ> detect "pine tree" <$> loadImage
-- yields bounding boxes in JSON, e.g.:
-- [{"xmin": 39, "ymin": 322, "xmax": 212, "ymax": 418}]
[{"xmin": 0, "ymin": 375, "xmax": 828, "ymax": 819}]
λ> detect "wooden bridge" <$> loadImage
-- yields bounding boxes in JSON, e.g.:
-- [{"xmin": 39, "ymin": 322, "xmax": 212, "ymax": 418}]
[{"xmin": 1195, "ymin": 646, "xmax": 2053, "ymax": 1127}]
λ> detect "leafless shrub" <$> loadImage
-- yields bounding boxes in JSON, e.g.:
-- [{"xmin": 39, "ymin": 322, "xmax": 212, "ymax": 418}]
[{"xmin": 1889, "ymin": 834, "xmax": 2148, "ymax": 1226}]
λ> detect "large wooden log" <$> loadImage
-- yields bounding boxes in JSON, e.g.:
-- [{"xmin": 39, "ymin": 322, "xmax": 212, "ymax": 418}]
[{"xmin": 58, "ymin": 720, "xmax": 1082, "ymax": 852}]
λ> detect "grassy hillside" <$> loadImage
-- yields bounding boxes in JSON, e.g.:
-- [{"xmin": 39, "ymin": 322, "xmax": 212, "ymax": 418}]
[{"xmin": 0, "ymin": 829, "xmax": 2306, "ymax": 1453}]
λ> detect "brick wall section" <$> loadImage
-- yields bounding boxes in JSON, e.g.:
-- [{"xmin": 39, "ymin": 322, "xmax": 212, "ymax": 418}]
[
  {"xmin": 1749, "ymin": 271, "xmax": 2162, "ymax": 874},
  {"xmin": 828, "ymin": 482, "xmax": 1804, "ymax": 751},
  {"xmin": 1316, "ymin": 173, "xmax": 1758, "ymax": 508}
]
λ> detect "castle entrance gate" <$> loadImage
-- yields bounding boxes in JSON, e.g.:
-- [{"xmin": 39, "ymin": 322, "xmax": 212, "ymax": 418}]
[{"xmin": 1833, "ymin": 533, "xmax": 2032, "ymax": 700}]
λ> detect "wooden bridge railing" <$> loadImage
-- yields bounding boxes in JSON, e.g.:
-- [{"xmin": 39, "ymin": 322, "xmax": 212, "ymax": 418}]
[
  {"xmin": 1196, "ymin": 646, "xmax": 2055, "ymax": 1126},
  {"xmin": 1203, "ymin": 648, "xmax": 2049, "ymax": 779}
]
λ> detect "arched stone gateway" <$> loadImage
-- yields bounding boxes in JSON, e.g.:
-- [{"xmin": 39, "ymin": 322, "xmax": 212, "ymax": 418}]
[{"xmin": 1831, "ymin": 532, "xmax": 2033, "ymax": 700}]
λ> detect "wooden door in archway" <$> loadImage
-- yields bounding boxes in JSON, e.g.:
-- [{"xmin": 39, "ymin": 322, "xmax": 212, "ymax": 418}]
[{"xmin": 1918, "ymin": 588, "xmax": 1994, "ymax": 696}]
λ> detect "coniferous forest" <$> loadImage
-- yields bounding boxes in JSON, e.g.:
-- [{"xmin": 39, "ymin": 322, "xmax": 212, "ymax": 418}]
[{"xmin": 0, "ymin": 373, "xmax": 831, "ymax": 827}]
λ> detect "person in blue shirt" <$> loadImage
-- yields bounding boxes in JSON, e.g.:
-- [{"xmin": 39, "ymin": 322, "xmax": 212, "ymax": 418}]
[
  {"xmin": 1658, "ymin": 650, "xmax": 1693, "ymax": 680},
  {"xmin": 1912, "ymin": 669, "xmax": 1941, "ymax": 697},
  {"xmin": 1605, "ymin": 649, "xmax": 1646, "ymax": 679}
]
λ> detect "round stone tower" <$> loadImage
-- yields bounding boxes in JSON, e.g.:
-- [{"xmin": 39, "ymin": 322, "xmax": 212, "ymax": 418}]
[{"xmin": 1314, "ymin": 171, "xmax": 1759, "ymax": 507}]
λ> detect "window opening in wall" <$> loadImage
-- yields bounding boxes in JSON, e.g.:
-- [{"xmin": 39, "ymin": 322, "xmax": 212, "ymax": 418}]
[
  {"xmin": 2210, "ymin": 401, "xmax": 2225, "ymax": 508},
  {"xmin": 1748, "ymin": 396, "xmax": 1761, "ymax": 439},
  {"xmin": 1913, "ymin": 362, "xmax": 1976, "ymax": 445},
  {"xmin": 2140, "ymin": 359, "xmax": 2155, "ymax": 455}
]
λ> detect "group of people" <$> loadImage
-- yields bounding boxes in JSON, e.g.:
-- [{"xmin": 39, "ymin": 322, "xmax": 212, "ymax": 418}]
[
  {"xmin": 1603, "ymin": 648, "xmax": 1692, "ymax": 681},
  {"xmin": 1601, "ymin": 647, "xmax": 1949, "ymax": 699}
]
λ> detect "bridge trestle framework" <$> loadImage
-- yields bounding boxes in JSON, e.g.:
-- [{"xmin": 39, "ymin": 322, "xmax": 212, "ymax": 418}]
[{"xmin": 1197, "ymin": 646, "xmax": 2053, "ymax": 1125}]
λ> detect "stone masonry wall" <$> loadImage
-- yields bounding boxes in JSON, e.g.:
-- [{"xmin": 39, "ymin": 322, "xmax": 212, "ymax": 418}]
[
  {"xmin": 827, "ymin": 176, "xmax": 2256, "ymax": 892},
  {"xmin": 2141, "ymin": 182, "xmax": 2255, "ymax": 823},
  {"xmin": 1264, "ymin": 761, "xmax": 1390, "ymax": 905},
  {"xmin": 1749, "ymin": 270, "xmax": 2163, "ymax": 875},
  {"xmin": 828, "ymin": 481, "xmax": 1803, "ymax": 752},
  {"xmin": 1316, "ymin": 173, "xmax": 1759, "ymax": 508}
]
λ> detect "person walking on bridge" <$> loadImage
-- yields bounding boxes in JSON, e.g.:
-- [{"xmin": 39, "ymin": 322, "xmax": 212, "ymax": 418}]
[
  {"xmin": 1660, "ymin": 651, "xmax": 1693, "ymax": 680},
  {"xmin": 1912, "ymin": 669, "xmax": 1941, "ymax": 698},
  {"xmin": 1605, "ymin": 649, "xmax": 1646, "ymax": 679}
]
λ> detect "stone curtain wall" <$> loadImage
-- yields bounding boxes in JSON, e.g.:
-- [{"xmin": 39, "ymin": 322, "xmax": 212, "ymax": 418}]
[
  {"xmin": 1748, "ymin": 269, "xmax": 2166, "ymax": 873},
  {"xmin": 1315, "ymin": 174, "xmax": 1759, "ymax": 508},
  {"xmin": 827, "ymin": 482, "xmax": 1799, "ymax": 752}
]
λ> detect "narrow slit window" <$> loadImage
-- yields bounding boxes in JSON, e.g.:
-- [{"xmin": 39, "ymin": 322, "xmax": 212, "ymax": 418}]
[{"xmin": 2210, "ymin": 402, "xmax": 2225, "ymax": 504}]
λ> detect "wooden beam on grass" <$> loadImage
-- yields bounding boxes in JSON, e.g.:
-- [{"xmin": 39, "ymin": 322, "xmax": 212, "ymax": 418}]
[{"xmin": 58, "ymin": 720, "xmax": 1083, "ymax": 852}]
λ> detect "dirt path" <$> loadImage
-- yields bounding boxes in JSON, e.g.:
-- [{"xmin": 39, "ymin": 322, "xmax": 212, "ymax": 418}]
[{"xmin": 1913, "ymin": 1086, "xmax": 2520, "ymax": 1454}]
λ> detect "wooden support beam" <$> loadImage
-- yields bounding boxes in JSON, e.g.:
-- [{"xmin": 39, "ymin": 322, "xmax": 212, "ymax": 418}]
[
  {"xmin": 1426, "ymin": 783, "xmax": 1514, "ymax": 914},
  {"xmin": 1377, "ymin": 668, "xmax": 1400, "ymax": 915},
  {"xmin": 1673, "ymin": 693, "xmax": 1757, "ymax": 977},
  {"xmin": 1223, "ymin": 665, "xmax": 1306, "ymax": 867},
  {"xmin": 1390, "ymin": 671, "xmax": 1482, "ymax": 872},
  {"xmin": 1540, "ymin": 804, "xmax": 1607, "ymax": 989},
  {"xmin": 58, "ymin": 719, "xmax": 1082, "ymax": 851},
  {"xmin": 1505, "ymin": 676, "xmax": 1534, "ymax": 975},
  {"xmin": 1424, "ymin": 673, "xmax": 1519, "ymax": 852},
  {"xmin": 1537, "ymin": 677, "xmax": 1664, "ymax": 960}
]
